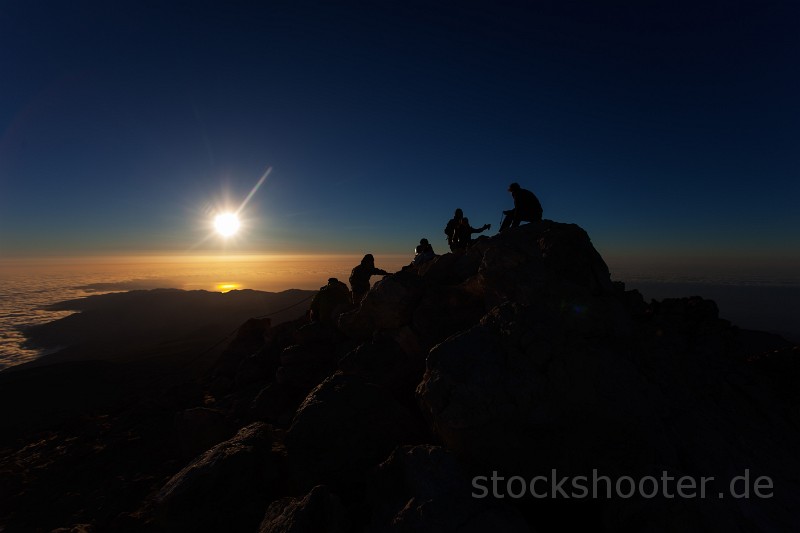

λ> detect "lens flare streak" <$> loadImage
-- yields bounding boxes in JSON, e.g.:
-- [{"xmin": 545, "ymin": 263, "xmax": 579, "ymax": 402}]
[{"xmin": 236, "ymin": 166, "xmax": 271, "ymax": 215}]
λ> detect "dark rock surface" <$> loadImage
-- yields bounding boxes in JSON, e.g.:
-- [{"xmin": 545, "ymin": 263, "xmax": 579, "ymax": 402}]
[
  {"xmin": 150, "ymin": 422, "xmax": 285, "ymax": 533},
  {"xmin": 2, "ymin": 220, "xmax": 799, "ymax": 532},
  {"xmin": 366, "ymin": 445, "xmax": 529, "ymax": 532},
  {"xmin": 259, "ymin": 485, "xmax": 348, "ymax": 533},
  {"xmin": 284, "ymin": 373, "xmax": 427, "ymax": 492}
]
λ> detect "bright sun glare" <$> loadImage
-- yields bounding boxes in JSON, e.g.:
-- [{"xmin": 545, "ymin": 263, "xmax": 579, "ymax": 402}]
[{"xmin": 214, "ymin": 213, "xmax": 240, "ymax": 237}]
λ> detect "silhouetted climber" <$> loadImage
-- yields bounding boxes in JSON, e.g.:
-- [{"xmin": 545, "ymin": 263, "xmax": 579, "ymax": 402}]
[
  {"xmin": 444, "ymin": 208, "xmax": 464, "ymax": 251},
  {"xmin": 412, "ymin": 238, "xmax": 435, "ymax": 266},
  {"xmin": 349, "ymin": 254, "xmax": 389, "ymax": 304},
  {"xmin": 452, "ymin": 217, "xmax": 490, "ymax": 250},
  {"xmin": 309, "ymin": 277, "xmax": 351, "ymax": 325},
  {"xmin": 499, "ymin": 182, "xmax": 543, "ymax": 232}
]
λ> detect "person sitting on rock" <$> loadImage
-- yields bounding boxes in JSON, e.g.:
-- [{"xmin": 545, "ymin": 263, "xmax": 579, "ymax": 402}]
[
  {"xmin": 499, "ymin": 182, "xmax": 543, "ymax": 232},
  {"xmin": 309, "ymin": 277, "xmax": 351, "ymax": 325},
  {"xmin": 444, "ymin": 208, "xmax": 464, "ymax": 252},
  {"xmin": 452, "ymin": 217, "xmax": 490, "ymax": 250},
  {"xmin": 349, "ymin": 254, "xmax": 389, "ymax": 305},
  {"xmin": 412, "ymin": 238, "xmax": 436, "ymax": 266}
]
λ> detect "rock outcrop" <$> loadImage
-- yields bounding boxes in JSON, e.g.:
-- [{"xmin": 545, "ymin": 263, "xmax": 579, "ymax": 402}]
[
  {"xmin": 284, "ymin": 373, "xmax": 427, "ymax": 492},
  {"xmin": 151, "ymin": 422, "xmax": 285, "ymax": 532},
  {"xmin": 366, "ymin": 445, "xmax": 529, "ymax": 532},
  {"xmin": 259, "ymin": 485, "xmax": 348, "ymax": 533},
  {"xmin": 3, "ymin": 220, "xmax": 799, "ymax": 532}
]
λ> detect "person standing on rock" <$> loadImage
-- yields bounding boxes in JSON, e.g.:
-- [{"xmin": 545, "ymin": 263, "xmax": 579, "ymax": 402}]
[
  {"xmin": 499, "ymin": 182, "xmax": 543, "ymax": 232},
  {"xmin": 349, "ymin": 254, "xmax": 389, "ymax": 305},
  {"xmin": 444, "ymin": 208, "xmax": 464, "ymax": 251}
]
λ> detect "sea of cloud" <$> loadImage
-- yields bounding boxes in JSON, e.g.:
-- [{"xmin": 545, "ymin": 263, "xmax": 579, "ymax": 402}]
[{"xmin": 1, "ymin": 255, "xmax": 797, "ymax": 369}]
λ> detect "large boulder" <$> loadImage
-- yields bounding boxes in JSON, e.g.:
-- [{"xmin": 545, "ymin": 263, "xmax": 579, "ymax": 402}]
[
  {"xmin": 476, "ymin": 221, "xmax": 613, "ymax": 304},
  {"xmin": 417, "ymin": 249, "xmax": 482, "ymax": 285},
  {"xmin": 171, "ymin": 407, "xmax": 232, "ymax": 460},
  {"xmin": 251, "ymin": 382, "xmax": 309, "ymax": 427},
  {"xmin": 211, "ymin": 317, "xmax": 272, "ymax": 378},
  {"xmin": 285, "ymin": 373, "xmax": 427, "ymax": 492},
  {"xmin": 417, "ymin": 298, "xmax": 800, "ymax": 531},
  {"xmin": 416, "ymin": 302, "xmax": 665, "ymax": 476},
  {"xmin": 411, "ymin": 284, "xmax": 486, "ymax": 348},
  {"xmin": 366, "ymin": 445, "xmax": 529, "ymax": 532},
  {"xmin": 338, "ymin": 328, "xmax": 426, "ymax": 400},
  {"xmin": 259, "ymin": 485, "xmax": 348, "ymax": 533},
  {"xmin": 275, "ymin": 343, "xmax": 338, "ymax": 391},
  {"xmin": 151, "ymin": 422, "xmax": 285, "ymax": 532},
  {"xmin": 338, "ymin": 271, "xmax": 426, "ymax": 340}
]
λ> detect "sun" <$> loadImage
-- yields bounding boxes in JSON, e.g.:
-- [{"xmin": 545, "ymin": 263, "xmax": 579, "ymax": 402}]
[{"xmin": 214, "ymin": 213, "xmax": 240, "ymax": 237}]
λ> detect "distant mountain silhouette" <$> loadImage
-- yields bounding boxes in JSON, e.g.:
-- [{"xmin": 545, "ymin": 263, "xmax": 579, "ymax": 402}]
[
  {"xmin": 19, "ymin": 288, "xmax": 315, "ymax": 368},
  {"xmin": 2, "ymin": 220, "xmax": 798, "ymax": 532}
]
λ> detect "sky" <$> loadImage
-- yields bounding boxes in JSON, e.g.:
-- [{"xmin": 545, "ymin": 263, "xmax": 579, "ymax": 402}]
[{"xmin": 1, "ymin": 1, "xmax": 798, "ymax": 277}]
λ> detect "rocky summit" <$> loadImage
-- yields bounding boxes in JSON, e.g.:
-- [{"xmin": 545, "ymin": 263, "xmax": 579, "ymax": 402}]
[{"xmin": 2, "ymin": 220, "xmax": 799, "ymax": 532}]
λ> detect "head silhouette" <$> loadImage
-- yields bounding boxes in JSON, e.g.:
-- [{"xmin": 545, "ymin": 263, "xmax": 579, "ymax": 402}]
[
  {"xmin": 454, "ymin": 208, "xmax": 463, "ymax": 219},
  {"xmin": 420, "ymin": 238, "xmax": 429, "ymax": 245},
  {"xmin": 508, "ymin": 182, "xmax": 521, "ymax": 192},
  {"xmin": 361, "ymin": 254, "xmax": 374, "ymax": 265}
]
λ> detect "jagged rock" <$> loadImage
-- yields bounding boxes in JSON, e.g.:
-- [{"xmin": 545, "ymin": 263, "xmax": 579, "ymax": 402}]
[
  {"xmin": 151, "ymin": 422, "xmax": 285, "ymax": 532},
  {"xmin": 285, "ymin": 373, "xmax": 426, "ymax": 491},
  {"xmin": 251, "ymin": 382, "xmax": 307, "ymax": 427},
  {"xmin": 417, "ymin": 297, "xmax": 800, "ymax": 531},
  {"xmin": 411, "ymin": 285, "xmax": 486, "ymax": 347},
  {"xmin": 279, "ymin": 343, "xmax": 336, "ymax": 367},
  {"xmin": 275, "ymin": 343, "xmax": 337, "ymax": 391},
  {"xmin": 259, "ymin": 485, "xmax": 348, "ymax": 533},
  {"xmin": 233, "ymin": 349, "xmax": 274, "ymax": 389},
  {"xmin": 51, "ymin": 525, "xmax": 94, "ymax": 533},
  {"xmin": 619, "ymin": 288, "xmax": 650, "ymax": 319},
  {"xmin": 639, "ymin": 296, "xmax": 732, "ymax": 357},
  {"xmin": 534, "ymin": 221, "xmax": 614, "ymax": 293},
  {"xmin": 338, "ymin": 271, "xmax": 426, "ymax": 340},
  {"xmin": 338, "ymin": 328, "xmax": 425, "ymax": 395},
  {"xmin": 171, "ymin": 407, "xmax": 231, "ymax": 459},
  {"xmin": 417, "ymin": 249, "xmax": 482, "ymax": 285},
  {"xmin": 366, "ymin": 445, "xmax": 529, "ymax": 532},
  {"xmin": 293, "ymin": 320, "xmax": 337, "ymax": 345},
  {"xmin": 212, "ymin": 317, "xmax": 272, "ymax": 378},
  {"xmin": 477, "ymin": 221, "xmax": 613, "ymax": 303},
  {"xmin": 9, "ymin": 218, "xmax": 800, "ymax": 532}
]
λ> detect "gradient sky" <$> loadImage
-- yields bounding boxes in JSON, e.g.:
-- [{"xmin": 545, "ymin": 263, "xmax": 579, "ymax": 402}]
[{"xmin": 1, "ymin": 1, "xmax": 798, "ymax": 273}]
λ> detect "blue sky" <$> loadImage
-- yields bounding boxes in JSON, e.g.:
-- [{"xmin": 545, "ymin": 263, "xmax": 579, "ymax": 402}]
[{"xmin": 1, "ymin": 1, "xmax": 798, "ymax": 273}]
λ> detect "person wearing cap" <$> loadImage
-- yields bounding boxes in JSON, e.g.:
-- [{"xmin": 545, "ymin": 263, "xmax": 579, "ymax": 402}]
[
  {"xmin": 349, "ymin": 254, "xmax": 389, "ymax": 305},
  {"xmin": 499, "ymin": 182, "xmax": 543, "ymax": 232}
]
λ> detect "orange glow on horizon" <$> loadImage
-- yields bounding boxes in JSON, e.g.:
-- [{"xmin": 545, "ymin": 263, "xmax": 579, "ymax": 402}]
[
  {"xmin": 215, "ymin": 282, "xmax": 241, "ymax": 293},
  {"xmin": 0, "ymin": 253, "xmax": 411, "ymax": 293}
]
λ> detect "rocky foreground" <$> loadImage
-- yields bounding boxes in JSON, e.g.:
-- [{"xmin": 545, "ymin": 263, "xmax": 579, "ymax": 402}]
[{"xmin": 1, "ymin": 220, "xmax": 799, "ymax": 532}]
